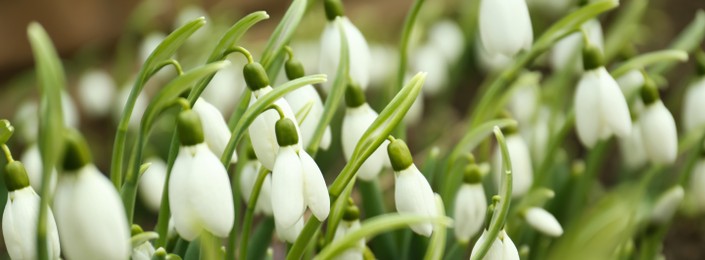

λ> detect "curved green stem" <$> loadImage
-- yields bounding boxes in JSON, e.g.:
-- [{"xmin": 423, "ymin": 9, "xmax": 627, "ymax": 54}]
[
  {"xmin": 227, "ymin": 46, "xmax": 255, "ymax": 64},
  {"xmin": 610, "ymin": 50, "xmax": 689, "ymax": 78},
  {"xmin": 2, "ymin": 144, "xmax": 13, "ymax": 162},
  {"xmin": 239, "ymin": 167, "xmax": 270, "ymax": 260}
]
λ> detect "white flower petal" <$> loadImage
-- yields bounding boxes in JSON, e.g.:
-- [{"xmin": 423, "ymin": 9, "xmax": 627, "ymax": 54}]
[
  {"xmin": 471, "ymin": 230, "xmax": 503, "ymax": 260},
  {"xmin": 189, "ymin": 144, "xmax": 235, "ymax": 237},
  {"xmin": 54, "ymin": 165, "xmax": 130, "ymax": 260},
  {"xmin": 575, "ymin": 70, "xmax": 603, "ymax": 148},
  {"xmin": 299, "ymin": 151, "xmax": 330, "ymax": 221},
  {"xmin": 3, "ymin": 187, "xmax": 60, "ymax": 259},
  {"xmin": 525, "ymin": 207, "xmax": 563, "ymax": 237},
  {"xmin": 276, "ymin": 216, "xmax": 304, "ymax": 243},
  {"xmin": 194, "ymin": 98, "xmax": 238, "ymax": 163},
  {"xmin": 240, "ymin": 161, "xmax": 259, "ymax": 206},
  {"xmin": 169, "ymin": 146, "xmax": 201, "ymax": 241},
  {"xmin": 138, "ymin": 157, "xmax": 167, "ymax": 212},
  {"xmin": 77, "ymin": 69, "xmax": 116, "ymax": 118},
  {"xmin": 249, "ymin": 87, "xmax": 301, "ymax": 170},
  {"xmin": 493, "ymin": 134, "xmax": 533, "ymax": 198},
  {"xmin": 453, "ymin": 184, "xmax": 487, "ymax": 243},
  {"xmin": 272, "ymin": 146, "xmax": 306, "ymax": 228},
  {"xmin": 616, "ymin": 69, "xmax": 645, "ymax": 97},
  {"xmin": 257, "ymin": 174, "xmax": 274, "ymax": 216},
  {"xmin": 342, "ymin": 104, "xmax": 387, "ymax": 180},
  {"xmin": 319, "ymin": 17, "xmax": 371, "ymax": 92},
  {"xmin": 479, "ymin": 0, "xmax": 533, "ymax": 57},
  {"xmin": 619, "ymin": 122, "xmax": 648, "ymax": 169},
  {"xmin": 501, "ymin": 230, "xmax": 520, "ymax": 260},
  {"xmin": 640, "ymin": 101, "xmax": 678, "ymax": 164},
  {"xmin": 597, "ymin": 67, "xmax": 632, "ymax": 138},
  {"xmin": 21, "ymin": 144, "xmax": 57, "ymax": 194},
  {"xmin": 412, "ymin": 45, "xmax": 448, "ymax": 96},
  {"xmin": 682, "ymin": 77, "xmax": 705, "ymax": 132},
  {"xmin": 428, "ymin": 19, "xmax": 465, "ymax": 63},
  {"xmin": 285, "ymin": 85, "xmax": 327, "ymax": 149},
  {"xmin": 650, "ymin": 186, "xmax": 684, "ymax": 224},
  {"xmin": 394, "ymin": 165, "xmax": 436, "ymax": 236},
  {"xmin": 132, "ymin": 241, "xmax": 156, "ymax": 260},
  {"xmin": 61, "ymin": 91, "xmax": 80, "ymax": 128},
  {"xmin": 202, "ymin": 57, "xmax": 247, "ymax": 114},
  {"xmin": 332, "ymin": 220, "xmax": 364, "ymax": 260},
  {"xmin": 689, "ymin": 160, "xmax": 705, "ymax": 212}
]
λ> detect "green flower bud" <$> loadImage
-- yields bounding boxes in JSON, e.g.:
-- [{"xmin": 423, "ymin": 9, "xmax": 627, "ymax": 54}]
[
  {"xmin": 285, "ymin": 58, "xmax": 305, "ymax": 80},
  {"xmin": 640, "ymin": 78, "xmax": 660, "ymax": 105},
  {"xmin": 324, "ymin": 0, "xmax": 344, "ymax": 21},
  {"xmin": 345, "ymin": 82, "xmax": 366, "ymax": 108},
  {"xmin": 177, "ymin": 110, "xmax": 205, "ymax": 146},
  {"xmin": 0, "ymin": 119, "xmax": 13, "ymax": 145},
  {"xmin": 4, "ymin": 161, "xmax": 30, "ymax": 191},
  {"xmin": 388, "ymin": 139, "xmax": 413, "ymax": 171},
  {"xmin": 62, "ymin": 128, "xmax": 93, "ymax": 171},
  {"xmin": 582, "ymin": 43, "xmax": 604, "ymax": 71},
  {"xmin": 275, "ymin": 118, "xmax": 299, "ymax": 147},
  {"xmin": 243, "ymin": 62, "xmax": 270, "ymax": 91},
  {"xmin": 131, "ymin": 224, "xmax": 144, "ymax": 236},
  {"xmin": 342, "ymin": 204, "xmax": 360, "ymax": 221}
]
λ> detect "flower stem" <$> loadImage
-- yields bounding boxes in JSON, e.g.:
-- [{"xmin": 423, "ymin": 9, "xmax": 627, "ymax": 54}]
[
  {"xmin": 239, "ymin": 166, "xmax": 270, "ymax": 260},
  {"xmin": 1, "ymin": 144, "xmax": 13, "ymax": 162},
  {"xmin": 358, "ymin": 180, "xmax": 398, "ymax": 260}
]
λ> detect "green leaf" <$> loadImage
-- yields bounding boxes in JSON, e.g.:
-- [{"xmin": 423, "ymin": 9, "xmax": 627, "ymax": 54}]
[
  {"xmin": 220, "ymin": 74, "xmax": 328, "ymax": 166},
  {"xmin": 306, "ymin": 17, "xmax": 349, "ymax": 155},
  {"xmin": 0, "ymin": 119, "xmax": 13, "ymax": 145},
  {"xmin": 188, "ymin": 11, "xmax": 270, "ymax": 103},
  {"xmin": 424, "ymin": 194, "xmax": 448, "ymax": 260},
  {"xmin": 260, "ymin": 0, "xmax": 308, "ymax": 76},
  {"xmin": 610, "ymin": 50, "xmax": 689, "ymax": 78},
  {"xmin": 315, "ymin": 214, "xmax": 452, "ymax": 260}
]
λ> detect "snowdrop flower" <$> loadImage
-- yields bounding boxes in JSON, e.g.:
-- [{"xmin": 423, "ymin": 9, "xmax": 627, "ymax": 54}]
[
  {"xmin": 284, "ymin": 56, "xmax": 332, "ymax": 150},
  {"xmin": 319, "ymin": 0, "xmax": 371, "ymax": 92},
  {"xmin": 193, "ymin": 98, "xmax": 238, "ymax": 163},
  {"xmin": 618, "ymin": 120, "xmax": 648, "ymax": 170},
  {"xmin": 412, "ymin": 44, "xmax": 448, "ymax": 96},
  {"xmin": 169, "ymin": 109, "xmax": 234, "ymax": 241},
  {"xmin": 244, "ymin": 62, "xmax": 301, "ymax": 170},
  {"xmin": 682, "ymin": 76, "xmax": 705, "ymax": 133},
  {"xmin": 332, "ymin": 201, "xmax": 365, "ymax": 260},
  {"xmin": 574, "ymin": 44, "xmax": 631, "ymax": 148},
  {"xmin": 276, "ymin": 215, "xmax": 304, "ymax": 243},
  {"xmin": 508, "ymin": 74, "xmax": 540, "ymax": 126},
  {"xmin": 476, "ymin": 38, "xmax": 513, "ymax": 73},
  {"xmin": 132, "ymin": 241, "xmax": 156, "ymax": 260},
  {"xmin": 138, "ymin": 157, "xmax": 167, "ymax": 212},
  {"xmin": 2, "ymin": 161, "xmax": 60, "ymax": 259},
  {"xmin": 368, "ymin": 44, "xmax": 397, "ymax": 87},
  {"xmin": 342, "ymin": 83, "xmax": 390, "ymax": 180},
  {"xmin": 202, "ymin": 57, "xmax": 247, "ymax": 114},
  {"xmin": 54, "ymin": 130, "xmax": 130, "ymax": 260},
  {"xmin": 453, "ymin": 161, "xmax": 487, "ymax": 243},
  {"xmin": 77, "ymin": 69, "xmax": 116, "ymax": 118},
  {"xmin": 523, "ymin": 207, "xmax": 563, "ymax": 237},
  {"xmin": 389, "ymin": 138, "xmax": 436, "ymax": 236},
  {"xmin": 20, "ymin": 143, "xmax": 57, "ymax": 194},
  {"xmin": 427, "ymin": 19, "xmax": 465, "ymax": 64},
  {"xmin": 550, "ymin": 19, "xmax": 604, "ymax": 73},
  {"xmin": 479, "ymin": 0, "xmax": 533, "ymax": 57},
  {"xmin": 639, "ymin": 82, "xmax": 677, "ymax": 164},
  {"xmin": 271, "ymin": 117, "xmax": 330, "ymax": 235},
  {"xmin": 493, "ymin": 127, "xmax": 533, "ymax": 198},
  {"xmin": 471, "ymin": 229, "xmax": 520, "ymax": 260},
  {"xmin": 650, "ymin": 186, "xmax": 684, "ymax": 224},
  {"xmin": 113, "ymin": 83, "xmax": 149, "ymax": 130},
  {"xmin": 688, "ymin": 158, "xmax": 705, "ymax": 212},
  {"xmin": 240, "ymin": 150, "xmax": 273, "ymax": 216}
]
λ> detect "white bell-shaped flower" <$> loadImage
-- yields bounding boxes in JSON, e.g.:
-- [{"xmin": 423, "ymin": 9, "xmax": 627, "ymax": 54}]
[
  {"xmin": 618, "ymin": 121, "xmax": 648, "ymax": 170},
  {"xmin": 333, "ymin": 219, "xmax": 364, "ymax": 260},
  {"xmin": 550, "ymin": 19, "xmax": 604, "ymax": 73},
  {"xmin": 368, "ymin": 44, "xmax": 397, "ymax": 88},
  {"xmin": 132, "ymin": 241, "xmax": 156, "ymax": 260},
  {"xmin": 319, "ymin": 9, "xmax": 371, "ymax": 92},
  {"xmin": 427, "ymin": 19, "xmax": 465, "ymax": 65},
  {"xmin": 688, "ymin": 159, "xmax": 705, "ymax": 212},
  {"xmin": 2, "ymin": 161, "xmax": 61, "ymax": 260},
  {"xmin": 271, "ymin": 118, "xmax": 330, "ymax": 234},
  {"xmin": 275, "ymin": 216, "xmax": 304, "ymax": 243},
  {"xmin": 342, "ymin": 84, "xmax": 390, "ymax": 180},
  {"xmin": 138, "ymin": 157, "xmax": 167, "ymax": 212},
  {"xmin": 20, "ymin": 143, "xmax": 57, "ymax": 194},
  {"xmin": 476, "ymin": 38, "xmax": 513, "ymax": 73},
  {"xmin": 54, "ymin": 164, "xmax": 130, "ymax": 260},
  {"xmin": 412, "ymin": 44, "xmax": 449, "ymax": 96},
  {"xmin": 193, "ymin": 98, "xmax": 238, "ymax": 163},
  {"xmin": 508, "ymin": 77, "xmax": 540, "ymax": 126},
  {"xmin": 169, "ymin": 110, "xmax": 234, "ymax": 241},
  {"xmin": 493, "ymin": 131, "xmax": 533, "ymax": 198},
  {"xmin": 524, "ymin": 207, "xmax": 563, "ymax": 237},
  {"xmin": 479, "ymin": 0, "xmax": 533, "ymax": 57},
  {"xmin": 285, "ymin": 84, "xmax": 332, "ymax": 150},
  {"xmin": 389, "ymin": 139, "xmax": 437, "ymax": 237},
  {"xmin": 574, "ymin": 66, "xmax": 631, "ymax": 148},
  {"xmin": 240, "ymin": 157, "xmax": 273, "ymax": 216},
  {"xmin": 77, "ymin": 69, "xmax": 117, "ymax": 118},
  {"xmin": 202, "ymin": 57, "xmax": 247, "ymax": 114},
  {"xmin": 682, "ymin": 77, "xmax": 705, "ymax": 133},
  {"xmin": 471, "ymin": 229, "xmax": 520, "ymax": 260},
  {"xmin": 453, "ymin": 164, "xmax": 487, "ymax": 243},
  {"xmin": 650, "ymin": 186, "xmax": 684, "ymax": 224},
  {"xmin": 639, "ymin": 84, "xmax": 677, "ymax": 164}
]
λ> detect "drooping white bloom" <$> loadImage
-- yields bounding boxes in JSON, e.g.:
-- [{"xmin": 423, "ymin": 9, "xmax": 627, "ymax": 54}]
[
  {"xmin": 479, "ymin": 0, "xmax": 533, "ymax": 57},
  {"xmin": 471, "ymin": 229, "xmax": 520, "ymax": 260},
  {"xmin": 650, "ymin": 186, "xmax": 684, "ymax": 224},
  {"xmin": 202, "ymin": 57, "xmax": 247, "ymax": 114},
  {"xmin": 138, "ymin": 157, "xmax": 167, "ymax": 212},
  {"xmin": 271, "ymin": 145, "xmax": 330, "ymax": 231},
  {"xmin": 453, "ymin": 183, "xmax": 487, "ymax": 243},
  {"xmin": 493, "ymin": 133, "xmax": 533, "ymax": 198},
  {"xmin": 368, "ymin": 44, "xmax": 398, "ymax": 87},
  {"xmin": 332, "ymin": 220, "xmax": 365, "ymax": 260},
  {"xmin": 319, "ymin": 16, "xmax": 371, "ymax": 92},
  {"xmin": 618, "ymin": 121, "xmax": 648, "ymax": 170},
  {"xmin": 688, "ymin": 159, "xmax": 705, "ymax": 212},
  {"xmin": 476, "ymin": 38, "xmax": 513, "ymax": 73},
  {"xmin": 508, "ymin": 81, "xmax": 539, "ymax": 126},
  {"xmin": 285, "ymin": 85, "xmax": 332, "ymax": 150},
  {"xmin": 394, "ymin": 164, "xmax": 437, "ymax": 236},
  {"xmin": 113, "ymin": 84, "xmax": 149, "ymax": 130},
  {"xmin": 639, "ymin": 101, "xmax": 677, "ymax": 164},
  {"xmin": 574, "ymin": 67, "xmax": 632, "ymax": 148},
  {"xmin": 275, "ymin": 216, "xmax": 304, "ymax": 243},
  {"xmin": 77, "ymin": 69, "xmax": 117, "ymax": 118},
  {"xmin": 132, "ymin": 241, "xmax": 156, "ymax": 260},
  {"xmin": 550, "ymin": 19, "xmax": 604, "ymax": 73},
  {"xmin": 248, "ymin": 86, "xmax": 301, "ymax": 170},
  {"xmin": 169, "ymin": 143, "xmax": 234, "ymax": 241},
  {"xmin": 54, "ymin": 164, "xmax": 130, "ymax": 260},
  {"xmin": 193, "ymin": 98, "xmax": 238, "ymax": 163},
  {"xmin": 682, "ymin": 77, "xmax": 705, "ymax": 132},
  {"xmin": 524, "ymin": 207, "xmax": 563, "ymax": 237},
  {"xmin": 21, "ymin": 144, "xmax": 57, "ymax": 194},
  {"xmin": 427, "ymin": 19, "xmax": 465, "ymax": 64},
  {"xmin": 3, "ymin": 187, "xmax": 61, "ymax": 259},
  {"xmin": 412, "ymin": 44, "xmax": 449, "ymax": 96},
  {"xmin": 342, "ymin": 103, "xmax": 390, "ymax": 180},
  {"xmin": 240, "ymin": 160, "xmax": 273, "ymax": 216}
]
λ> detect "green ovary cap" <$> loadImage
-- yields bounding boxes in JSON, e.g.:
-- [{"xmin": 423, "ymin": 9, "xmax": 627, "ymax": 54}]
[
  {"xmin": 345, "ymin": 82, "xmax": 366, "ymax": 108},
  {"xmin": 275, "ymin": 118, "xmax": 299, "ymax": 147},
  {"xmin": 640, "ymin": 78, "xmax": 660, "ymax": 105},
  {"xmin": 463, "ymin": 164, "xmax": 483, "ymax": 184},
  {"xmin": 342, "ymin": 204, "xmax": 360, "ymax": 221},
  {"xmin": 582, "ymin": 44, "xmax": 604, "ymax": 71},
  {"xmin": 177, "ymin": 110, "xmax": 205, "ymax": 146},
  {"xmin": 62, "ymin": 128, "xmax": 93, "ymax": 171},
  {"xmin": 324, "ymin": 0, "xmax": 344, "ymax": 21},
  {"xmin": 696, "ymin": 50, "xmax": 705, "ymax": 76},
  {"xmin": 388, "ymin": 139, "xmax": 414, "ymax": 172},
  {"xmin": 243, "ymin": 62, "xmax": 270, "ymax": 91},
  {"xmin": 285, "ymin": 59, "xmax": 305, "ymax": 80},
  {"xmin": 4, "ymin": 161, "xmax": 30, "ymax": 191}
]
